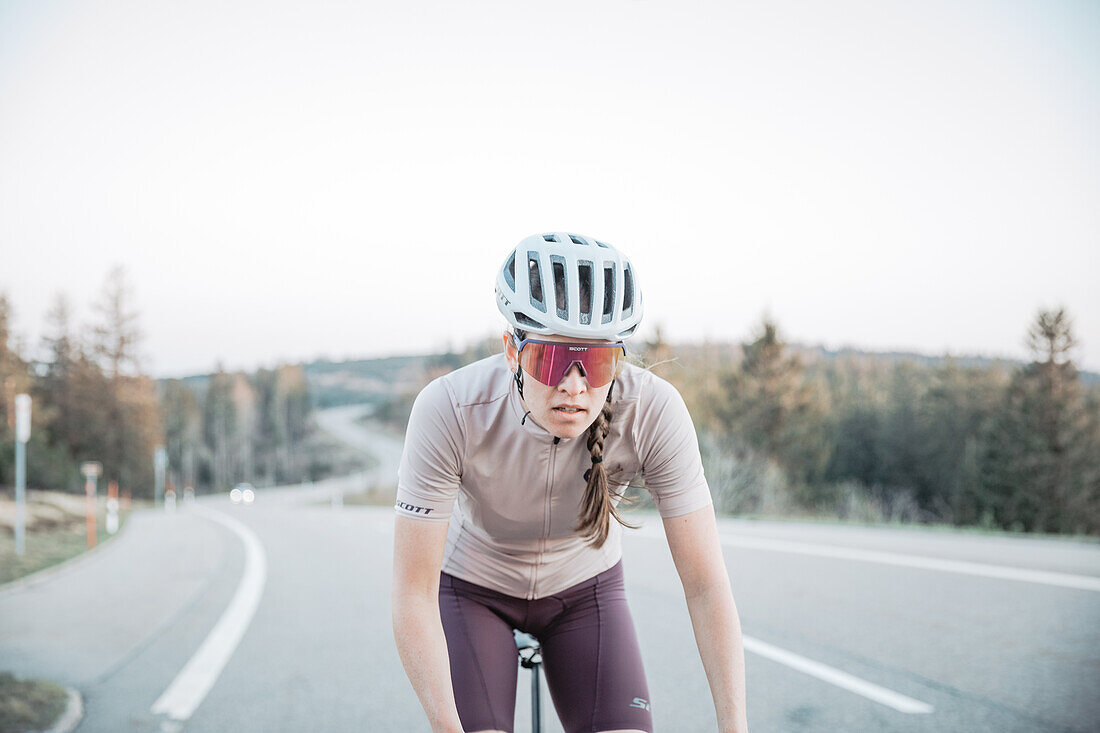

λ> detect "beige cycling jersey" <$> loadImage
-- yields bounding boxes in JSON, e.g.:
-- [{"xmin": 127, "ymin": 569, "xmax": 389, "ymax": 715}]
[{"xmin": 395, "ymin": 353, "xmax": 713, "ymax": 600}]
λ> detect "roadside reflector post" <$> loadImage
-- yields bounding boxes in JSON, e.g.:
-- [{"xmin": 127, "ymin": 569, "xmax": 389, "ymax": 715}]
[
  {"xmin": 81, "ymin": 462, "xmax": 102, "ymax": 549},
  {"xmin": 154, "ymin": 445, "xmax": 167, "ymax": 508},
  {"xmin": 14, "ymin": 394, "xmax": 30, "ymax": 556},
  {"xmin": 106, "ymin": 480, "xmax": 120, "ymax": 535}
]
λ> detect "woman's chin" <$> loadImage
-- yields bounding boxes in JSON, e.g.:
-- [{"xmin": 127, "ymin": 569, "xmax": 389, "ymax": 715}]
[{"xmin": 546, "ymin": 412, "xmax": 593, "ymax": 439}]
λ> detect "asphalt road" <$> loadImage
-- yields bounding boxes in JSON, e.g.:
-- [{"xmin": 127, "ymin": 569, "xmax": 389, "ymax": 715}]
[{"xmin": 1, "ymin": 405, "xmax": 1098, "ymax": 733}]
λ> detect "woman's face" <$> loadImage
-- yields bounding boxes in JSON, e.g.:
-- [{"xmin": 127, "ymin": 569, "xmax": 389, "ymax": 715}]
[{"xmin": 503, "ymin": 332, "xmax": 616, "ymax": 440}]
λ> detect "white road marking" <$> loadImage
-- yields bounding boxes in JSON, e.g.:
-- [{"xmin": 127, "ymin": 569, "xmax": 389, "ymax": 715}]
[
  {"xmin": 151, "ymin": 506, "xmax": 267, "ymax": 722},
  {"xmin": 716, "ymin": 534, "xmax": 1100, "ymax": 592},
  {"xmin": 632, "ymin": 525, "xmax": 1100, "ymax": 591},
  {"xmin": 743, "ymin": 636, "xmax": 934, "ymax": 714}
]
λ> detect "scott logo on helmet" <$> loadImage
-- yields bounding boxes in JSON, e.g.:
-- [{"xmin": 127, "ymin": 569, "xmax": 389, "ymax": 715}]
[{"xmin": 397, "ymin": 501, "xmax": 433, "ymax": 515}]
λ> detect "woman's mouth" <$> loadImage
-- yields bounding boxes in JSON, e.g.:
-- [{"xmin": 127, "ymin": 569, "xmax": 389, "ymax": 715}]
[{"xmin": 553, "ymin": 405, "xmax": 585, "ymax": 414}]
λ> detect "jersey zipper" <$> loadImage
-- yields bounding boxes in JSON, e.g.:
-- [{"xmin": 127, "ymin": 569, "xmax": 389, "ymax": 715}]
[{"xmin": 528, "ymin": 436, "xmax": 558, "ymax": 600}]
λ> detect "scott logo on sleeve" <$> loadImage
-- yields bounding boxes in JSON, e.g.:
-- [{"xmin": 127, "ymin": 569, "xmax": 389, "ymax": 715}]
[{"xmin": 396, "ymin": 501, "xmax": 434, "ymax": 515}]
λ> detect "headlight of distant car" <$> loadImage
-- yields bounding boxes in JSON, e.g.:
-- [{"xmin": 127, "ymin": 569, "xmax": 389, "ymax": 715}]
[
  {"xmin": 230, "ymin": 488, "xmax": 242, "ymax": 504},
  {"xmin": 242, "ymin": 488, "xmax": 255, "ymax": 505}
]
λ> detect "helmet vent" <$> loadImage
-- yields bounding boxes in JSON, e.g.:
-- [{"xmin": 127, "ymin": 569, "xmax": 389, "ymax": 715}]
[
  {"xmin": 504, "ymin": 252, "xmax": 516, "ymax": 290},
  {"xmin": 551, "ymin": 257, "xmax": 568, "ymax": 319},
  {"xmin": 515, "ymin": 312, "xmax": 544, "ymax": 329},
  {"xmin": 622, "ymin": 265, "xmax": 634, "ymax": 316},
  {"xmin": 568, "ymin": 234, "xmax": 585, "ymax": 245},
  {"xmin": 528, "ymin": 255, "xmax": 546, "ymax": 312},
  {"xmin": 595, "ymin": 240, "xmax": 610, "ymax": 248},
  {"xmin": 602, "ymin": 265, "xmax": 616, "ymax": 324},
  {"xmin": 542, "ymin": 234, "xmax": 558, "ymax": 243},
  {"xmin": 578, "ymin": 261, "xmax": 593, "ymax": 324}
]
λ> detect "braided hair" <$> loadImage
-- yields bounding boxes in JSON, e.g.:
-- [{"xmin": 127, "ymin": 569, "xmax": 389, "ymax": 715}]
[{"xmin": 575, "ymin": 379, "xmax": 641, "ymax": 547}]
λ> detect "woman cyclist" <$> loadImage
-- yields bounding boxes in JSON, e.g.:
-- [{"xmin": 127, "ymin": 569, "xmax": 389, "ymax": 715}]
[{"xmin": 392, "ymin": 233, "xmax": 749, "ymax": 733}]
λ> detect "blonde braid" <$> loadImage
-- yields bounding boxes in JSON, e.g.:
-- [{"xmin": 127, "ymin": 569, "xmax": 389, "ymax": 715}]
[{"xmin": 575, "ymin": 384, "xmax": 641, "ymax": 547}]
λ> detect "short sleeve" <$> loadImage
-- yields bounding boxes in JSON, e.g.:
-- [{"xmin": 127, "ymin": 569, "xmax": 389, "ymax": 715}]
[
  {"xmin": 634, "ymin": 375, "xmax": 713, "ymax": 518},
  {"xmin": 395, "ymin": 377, "xmax": 464, "ymax": 522}
]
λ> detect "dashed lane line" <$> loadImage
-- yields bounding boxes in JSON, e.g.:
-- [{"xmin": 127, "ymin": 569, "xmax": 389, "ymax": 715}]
[
  {"xmin": 743, "ymin": 636, "xmax": 934, "ymax": 714},
  {"xmin": 631, "ymin": 525, "xmax": 1100, "ymax": 591}
]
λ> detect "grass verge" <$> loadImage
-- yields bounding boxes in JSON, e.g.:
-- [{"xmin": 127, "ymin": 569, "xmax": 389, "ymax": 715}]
[
  {"xmin": 728, "ymin": 511, "xmax": 1100, "ymax": 542},
  {"xmin": 0, "ymin": 672, "xmax": 68, "ymax": 733},
  {"xmin": 0, "ymin": 491, "xmax": 133, "ymax": 586}
]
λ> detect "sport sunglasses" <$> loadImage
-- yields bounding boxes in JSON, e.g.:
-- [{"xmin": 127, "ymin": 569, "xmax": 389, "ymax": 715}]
[{"xmin": 514, "ymin": 338, "xmax": 627, "ymax": 388}]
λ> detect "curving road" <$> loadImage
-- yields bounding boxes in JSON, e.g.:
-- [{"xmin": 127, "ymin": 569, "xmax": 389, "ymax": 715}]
[{"xmin": 1, "ymin": 405, "xmax": 1098, "ymax": 732}]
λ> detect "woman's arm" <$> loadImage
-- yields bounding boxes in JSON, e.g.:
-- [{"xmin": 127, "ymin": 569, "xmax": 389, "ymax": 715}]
[
  {"xmin": 392, "ymin": 515, "xmax": 464, "ymax": 733},
  {"xmin": 664, "ymin": 505, "xmax": 749, "ymax": 733}
]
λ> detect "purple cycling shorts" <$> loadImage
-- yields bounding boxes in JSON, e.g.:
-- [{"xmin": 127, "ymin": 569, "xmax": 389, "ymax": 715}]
[{"xmin": 438, "ymin": 559, "xmax": 654, "ymax": 733}]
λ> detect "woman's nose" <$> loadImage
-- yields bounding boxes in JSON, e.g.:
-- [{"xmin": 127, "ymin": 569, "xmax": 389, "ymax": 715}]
[{"xmin": 557, "ymin": 364, "xmax": 588, "ymax": 393}]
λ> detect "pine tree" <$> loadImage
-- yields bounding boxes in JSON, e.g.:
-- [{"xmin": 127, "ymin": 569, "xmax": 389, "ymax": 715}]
[
  {"xmin": 159, "ymin": 379, "xmax": 201, "ymax": 491},
  {"xmin": 717, "ymin": 317, "xmax": 831, "ymax": 504},
  {"xmin": 977, "ymin": 307, "xmax": 1100, "ymax": 533},
  {"xmin": 203, "ymin": 368, "xmax": 237, "ymax": 492},
  {"xmin": 916, "ymin": 360, "xmax": 1006, "ymax": 522}
]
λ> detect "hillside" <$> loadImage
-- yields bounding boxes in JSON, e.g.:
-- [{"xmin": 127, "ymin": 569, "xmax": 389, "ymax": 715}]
[{"xmin": 291, "ymin": 342, "xmax": 1099, "ymax": 408}]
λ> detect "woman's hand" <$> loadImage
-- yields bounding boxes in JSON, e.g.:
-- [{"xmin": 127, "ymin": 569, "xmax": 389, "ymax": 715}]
[{"xmin": 663, "ymin": 505, "xmax": 750, "ymax": 733}]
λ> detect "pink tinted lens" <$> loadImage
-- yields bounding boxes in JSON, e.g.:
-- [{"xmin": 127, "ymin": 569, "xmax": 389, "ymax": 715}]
[{"xmin": 519, "ymin": 341, "xmax": 624, "ymax": 387}]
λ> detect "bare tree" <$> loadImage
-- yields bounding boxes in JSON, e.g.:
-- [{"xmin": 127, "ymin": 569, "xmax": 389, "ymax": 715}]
[{"xmin": 92, "ymin": 265, "xmax": 142, "ymax": 378}]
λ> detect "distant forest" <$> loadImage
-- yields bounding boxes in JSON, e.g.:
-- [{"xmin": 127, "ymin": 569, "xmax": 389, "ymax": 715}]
[
  {"xmin": 0, "ymin": 269, "xmax": 342, "ymax": 498},
  {"xmin": 338, "ymin": 310, "xmax": 1100, "ymax": 536},
  {"xmin": 657, "ymin": 310, "xmax": 1100, "ymax": 535}
]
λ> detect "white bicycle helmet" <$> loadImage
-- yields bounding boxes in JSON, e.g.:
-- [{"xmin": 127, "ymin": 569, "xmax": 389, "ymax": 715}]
[{"xmin": 495, "ymin": 232, "xmax": 644, "ymax": 340}]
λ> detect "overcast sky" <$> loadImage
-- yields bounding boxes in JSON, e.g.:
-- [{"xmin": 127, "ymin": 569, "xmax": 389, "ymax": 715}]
[{"xmin": 1, "ymin": 0, "xmax": 1097, "ymax": 377}]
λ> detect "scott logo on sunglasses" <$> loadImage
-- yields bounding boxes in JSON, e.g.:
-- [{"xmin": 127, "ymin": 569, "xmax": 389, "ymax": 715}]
[{"xmin": 568, "ymin": 346, "xmax": 589, "ymax": 351}]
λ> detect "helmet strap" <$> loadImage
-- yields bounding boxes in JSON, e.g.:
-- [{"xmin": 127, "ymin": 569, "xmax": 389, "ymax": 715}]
[
  {"xmin": 508, "ymin": 331, "xmax": 527, "ymax": 401},
  {"xmin": 515, "ymin": 369, "xmax": 533, "ymax": 426}
]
